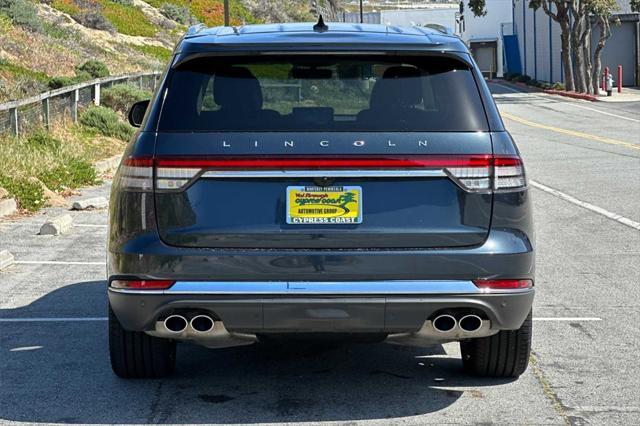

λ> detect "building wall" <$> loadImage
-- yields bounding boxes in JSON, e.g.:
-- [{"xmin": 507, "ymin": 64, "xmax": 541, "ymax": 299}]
[
  {"xmin": 513, "ymin": 0, "xmax": 639, "ymax": 86},
  {"xmin": 460, "ymin": 0, "xmax": 513, "ymax": 77},
  {"xmin": 591, "ymin": 21, "xmax": 637, "ymax": 87},
  {"xmin": 379, "ymin": 9, "xmax": 458, "ymax": 30}
]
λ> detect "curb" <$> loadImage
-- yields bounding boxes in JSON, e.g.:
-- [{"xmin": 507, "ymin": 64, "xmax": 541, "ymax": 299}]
[
  {"xmin": 493, "ymin": 80, "xmax": 599, "ymax": 102},
  {"xmin": 542, "ymin": 89, "xmax": 597, "ymax": 102},
  {"xmin": 93, "ymin": 154, "xmax": 122, "ymax": 175}
]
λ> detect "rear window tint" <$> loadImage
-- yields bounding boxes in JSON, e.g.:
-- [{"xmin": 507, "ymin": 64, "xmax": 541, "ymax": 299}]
[{"xmin": 158, "ymin": 55, "xmax": 488, "ymax": 132}]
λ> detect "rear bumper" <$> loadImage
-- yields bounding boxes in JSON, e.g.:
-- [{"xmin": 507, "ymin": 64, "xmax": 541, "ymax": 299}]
[{"xmin": 108, "ymin": 280, "xmax": 534, "ymax": 334}]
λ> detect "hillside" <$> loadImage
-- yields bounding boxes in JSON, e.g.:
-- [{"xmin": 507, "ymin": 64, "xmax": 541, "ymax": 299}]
[{"xmin": 1, "ymin": 0, "xmax": 308, "ymax": 104}]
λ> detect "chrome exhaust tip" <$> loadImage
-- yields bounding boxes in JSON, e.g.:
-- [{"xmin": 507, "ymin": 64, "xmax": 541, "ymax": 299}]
[
  {"xmin": 164, "ymin": 315, "xmax": 188, "ymax": 333},
  {"xmin": 432, "ymin": 314, "xmax": 457, "ymax": 333},
  {"xmin": 190, "ymin": 315, "xmax": 215, "ymax": 333},
  {"xmin": 459, "ymin": 314, "xmax": 483, "ymax": 333}
]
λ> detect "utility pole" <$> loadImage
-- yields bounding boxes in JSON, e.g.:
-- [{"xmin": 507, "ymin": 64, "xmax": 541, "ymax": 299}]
[
  {"xmin": 224, "ymin": 0, "xmax": 230, "ymax": 26},
  {"xmin": 359, "ymin": 0, "xmax": 363, "ymax": 23}
]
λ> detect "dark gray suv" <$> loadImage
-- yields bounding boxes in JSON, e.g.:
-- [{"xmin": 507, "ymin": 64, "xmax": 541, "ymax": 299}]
[{"xmin": 108, "ymin": 21, "xmax": 534, "ymax": 379}]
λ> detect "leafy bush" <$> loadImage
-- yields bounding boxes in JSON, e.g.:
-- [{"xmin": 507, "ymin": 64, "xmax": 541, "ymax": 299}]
[
  {"xmin": 101, "ymin": 83, "xmax": 151, "ymax": 116},
  {"xmin": 0, "ymin": 0, "xmax": 42, "ymax": 32},
  {"xmin": 79, "ymin": 106, "xmax": 134, "ymax": 141},
  {"xmin": 552, "ymin": 82, "xmax": 565, "ymax": 90},
  {"xmin": 514, "ymin": 74, "xmax": 532, "ymax": 83},
  {"xmin": 38, "ymin": 158, "xmax": 97, "ymax": 191},
  {"xmin": 160, "ymin": 2, "xmax": 192, "ymax": 24},
  {"xmin": 0, "ymin": 175, "xmax": 45, "ymax": 211},
  {"xmin": 77, "ymin": 60, "xmax": 109, "ymax": 79},
  {"xmin": 47, "ymin": 76, "xmax": 76, "ymax": 89},
  {"xmin": 74, "ymin": 10, "xmax": 114, "ymax": 32}
]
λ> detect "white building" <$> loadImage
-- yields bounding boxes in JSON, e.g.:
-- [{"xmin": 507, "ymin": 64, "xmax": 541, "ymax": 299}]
[
  {"xmin": 342, "ymin": 1, "xmax": 513, "ymax": 78},
  {"xmin": 460, "ymin": 0, "xmax": 513, "ymax": 78}
]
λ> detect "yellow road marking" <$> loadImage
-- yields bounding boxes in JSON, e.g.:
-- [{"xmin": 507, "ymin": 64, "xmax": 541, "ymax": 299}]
[{"xmin": 501, "ymin": 112, "xmax": 640, "ymax": 151}]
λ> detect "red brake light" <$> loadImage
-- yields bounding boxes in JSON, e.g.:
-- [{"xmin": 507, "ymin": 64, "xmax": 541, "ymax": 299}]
[
  {"xmin": 155, "ymin": 155, "xmax": 494, "ymax": 169},
  {"xmin": 473, "ymin": 279, "xmax": 533, "ymax": 290},
  {"xmin": 110, "ymin": 280, "xmax": 175, "ymax": 290}
]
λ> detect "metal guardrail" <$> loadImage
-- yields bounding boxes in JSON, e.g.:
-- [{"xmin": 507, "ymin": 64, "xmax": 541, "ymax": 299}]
[{"xmin": 0, "ymin": 71, "xmax": 161, "ymax": 137}]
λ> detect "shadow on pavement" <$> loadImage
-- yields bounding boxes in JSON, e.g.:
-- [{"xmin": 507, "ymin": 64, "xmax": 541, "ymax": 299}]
[{"xmin": 1, "ymin": 281, "xmax": 514, "ymax": 424}]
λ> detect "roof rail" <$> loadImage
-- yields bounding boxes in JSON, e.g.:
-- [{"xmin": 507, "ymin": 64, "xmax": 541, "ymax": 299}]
[
  {"xmin": 186, "ymin": 23, "xmax": 207, "ymax": 37},
  {"xmin": 422, "ymin": 23, "xmax": 455, "ymax": 36}
]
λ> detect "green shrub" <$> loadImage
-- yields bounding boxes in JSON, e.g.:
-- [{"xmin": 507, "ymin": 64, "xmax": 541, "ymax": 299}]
[
  {"xmin": 77, "ymin": 60, "xmax": 109, "ymax": 79},
  {"xmin": 160, "ymin": 3, "xmax": 192, "ymax": 24},
  {"xmin": 514, "ymin": 74, "xmax": 532, "ymax": 83},
  {"xmin": 79, "ymin": 106, "xmax": 134, "ymax": 141},
  {"xmin": 101, "ymin": 83, "xmax": 151, "ymax": 116},
  {"xmin": 38, "ymin": 158, "xmax": 97, "ymax": 191},
  {"xmin": 27, "ymin": 131, "xmax": 62, "ymax": 150},
  {"xmin": 0, "ymin": 0, "xmax": 42, "ymax": 32},
  {"xmin": 0, "ymin": 175, "xmax": 45, "ymax": 211},
  {"xmin": 552, "ymin": 82, "xmax": 565, "ymax": 90},
  {"xmin": 48, "ymin": 76, "xmax": 76, "ymax": 89},
  {"xmin": 74, "ymin": 10, "xmax": 114, "ymax": 32}
]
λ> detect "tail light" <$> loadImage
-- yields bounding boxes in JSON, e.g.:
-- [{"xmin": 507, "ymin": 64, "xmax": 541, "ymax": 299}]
[
  {"xmin": 119, "ymin": 155, "xmax": 526, "ymax": 192},
  {"xmin": 119, "ymin": 157, "xmax": 153, "ymax": 191},
  {"xmin": 473, "ymin": 279, "xmax": 533, "ymax": 291},
  {"xmin": 110, "ymin": 279, "xmax": 175, "ymax": 290}
]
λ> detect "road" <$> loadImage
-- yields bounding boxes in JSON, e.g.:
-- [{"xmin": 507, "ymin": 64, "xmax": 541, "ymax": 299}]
[{"xmin": 1, "ymin": 85, "xmax": 639, "ymax": 425}]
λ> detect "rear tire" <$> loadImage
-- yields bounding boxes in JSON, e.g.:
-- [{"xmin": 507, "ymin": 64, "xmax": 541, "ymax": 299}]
[
  {"xmin": 460, "ymin": 311, "xmax": 532, "ymax": 378},
  {"xmin": 109, "ymin": 305, "xmax": 176, "ymax": 378}
]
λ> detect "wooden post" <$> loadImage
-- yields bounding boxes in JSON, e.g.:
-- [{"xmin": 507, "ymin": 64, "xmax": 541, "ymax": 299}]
[
  {"xmin": 9, "ymin": 107, "xmax": 18, "ymax": 137},
  {"xmin": 71, "ymin": 89, "xmax": 79, "ymax": 123},
  {"xmin": 42, "ymin": 98, "xmax": 50, "ymax": 129},
  {"xmin": 94, "ymin": 83, "xmax": 101, "ymax": 106},
  {"xmin": 224, "ymin": 0, "xmax": 229, "ymax": 26}
]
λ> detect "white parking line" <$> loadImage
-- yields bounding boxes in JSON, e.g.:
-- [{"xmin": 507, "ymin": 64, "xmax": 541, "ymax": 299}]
[
  {"xmin": 0, "ymin": 317, "xmax": 601, "ymax": 323},
  {"xmin": 492, "ymin": 82, "xmax": 640, "ymax": 123},
  {"xmin": 13, "ymin": 260, "xmax": 104, "ymax": 265},
  {"xmin": 0, "ymin": 317, "xmax": 108, "ymax": 322},
  {"xmin": 530, "ymin": 180, "xmax": 640, "ymax": 231},
  {"xmin": 533, "ymin": 317, "xmax": 601, "ymax": 321}
]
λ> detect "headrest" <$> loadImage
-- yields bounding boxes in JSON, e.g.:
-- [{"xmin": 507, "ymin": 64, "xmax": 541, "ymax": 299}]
[
  {"xmin": 370, "ymin": 66, "xmax": 423, "ymax": 109},
  {"xmin": 213, "ymin": 67, "xmax": 263, "ymax": 111}
]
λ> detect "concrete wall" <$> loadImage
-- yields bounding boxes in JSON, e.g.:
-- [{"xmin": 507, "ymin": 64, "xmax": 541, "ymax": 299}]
[{"xmin": 379, "ymin": 8, "xmax": 458, "ymax": 30}]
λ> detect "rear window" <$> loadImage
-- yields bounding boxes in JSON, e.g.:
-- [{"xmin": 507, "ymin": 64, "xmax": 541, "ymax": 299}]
[{"xmin": 158, "ymin": 55, "xmax": 488, "ymax": 132}]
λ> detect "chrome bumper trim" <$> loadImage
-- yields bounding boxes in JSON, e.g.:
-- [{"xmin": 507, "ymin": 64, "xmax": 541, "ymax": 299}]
[
  {"xmin": 201, "ymin": 169, "xmax": 447, "ymax": 179},
  {"xmin": 108, "ymin": 280, "xmax": 532, "ymax": 295}
]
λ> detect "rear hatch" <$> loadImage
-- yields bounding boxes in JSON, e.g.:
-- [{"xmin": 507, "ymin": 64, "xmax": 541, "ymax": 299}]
[{"xmin": 152, "ymin": 54, "xmax": 496, "ymax": 249}]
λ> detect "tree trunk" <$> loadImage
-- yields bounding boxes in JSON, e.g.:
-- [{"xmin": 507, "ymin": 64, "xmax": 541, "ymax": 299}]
[
  {"xmin": 582, "ymin": 23, "xmax": 593, "ymax": 95},
  {"xmin": 571, "ymin": 2, "xmax": 587, "ymax": 93},
  {"xmin": 559, "ymin": 20, "xmax": 575, "ymax": 91},
  {"xmin": 592, "ymin": 17, "xmax": 611, "ymax": 94}
]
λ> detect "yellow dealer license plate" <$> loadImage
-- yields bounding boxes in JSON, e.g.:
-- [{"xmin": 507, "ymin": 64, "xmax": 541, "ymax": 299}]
[{"xmin": 286, "ymin": 186, "xmax": 362, "ymax": 224}]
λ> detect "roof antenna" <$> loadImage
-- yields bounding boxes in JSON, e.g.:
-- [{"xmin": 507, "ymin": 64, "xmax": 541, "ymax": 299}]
[{"xmin": 313, "ymin": 15, "xmax": 328, "ymax": 32}]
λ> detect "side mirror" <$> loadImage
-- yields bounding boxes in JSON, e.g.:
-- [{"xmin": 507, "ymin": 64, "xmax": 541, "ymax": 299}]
[{"xmin": 128, "ymin": 100, "xmax": 150, "ymax": 127}]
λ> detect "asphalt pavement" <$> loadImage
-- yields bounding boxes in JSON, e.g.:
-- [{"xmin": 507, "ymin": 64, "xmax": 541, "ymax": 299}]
[{"xmin": 0, "ymin": 85, "xmax": 639, "ymax": 425}]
